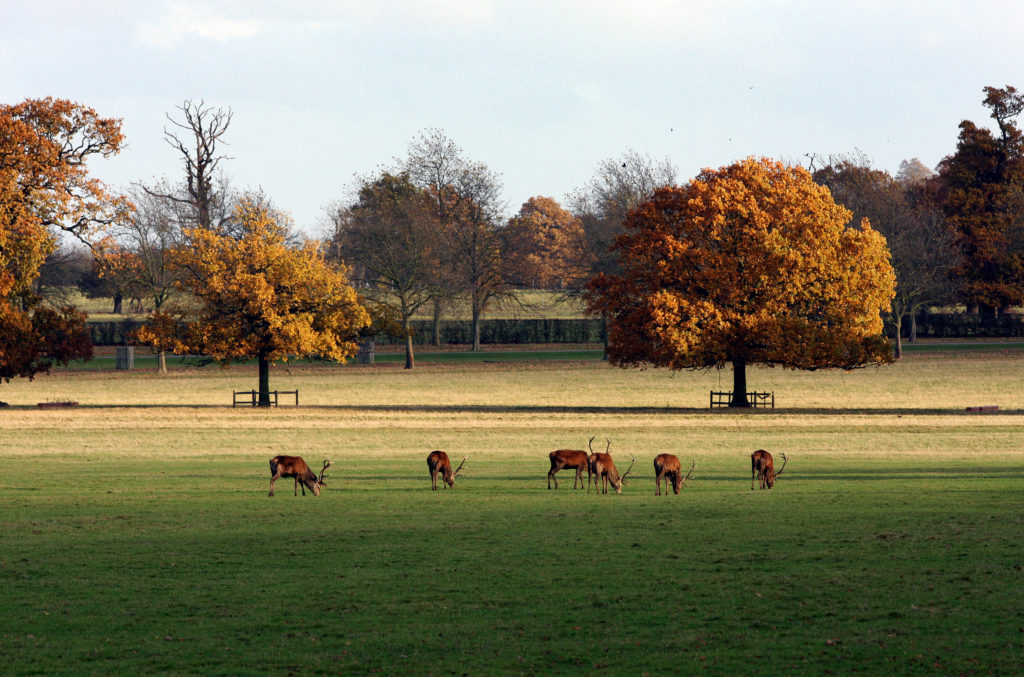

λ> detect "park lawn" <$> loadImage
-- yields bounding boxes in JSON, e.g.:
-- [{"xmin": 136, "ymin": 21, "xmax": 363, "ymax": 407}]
[{"xmin": 1, "ymin": 347, "xmax": 1023, "ymax": 674}]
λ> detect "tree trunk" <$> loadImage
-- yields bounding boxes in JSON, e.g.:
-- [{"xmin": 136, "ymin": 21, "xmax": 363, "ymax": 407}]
[
  {"xmin": 471, "ymin": 302, "xmax": 482, "ymax": 351},
  {"xmin": 257, "ymin": 354, "xmax": 271, "ymax": 407},
  {"xmin": 158, "ymin": 350, "xmax": 167, "ymax": 374},
  {"xmin": 403, "ymin": 317, "xmax": 415, "ymax": 370},
  {"xmin": 893, "ymin": 314, "xmax": 903, "ymax": 359},
  {"xmin": 112, "ymin": 294, "xmax": 123, "ymax": 315},
  {"xmin": 729, "ymin": 359, "xmax": 749, "ymax": 408},
  {"xmin": 909, "ymin": 311, "xmax": 918, "ymax": 343},
  {"xmin": 601, "ymin": 315, "xmax": 609, "ymax": 361},
  {"xmin": 432, "ymin": 298, "xmax": 443, "ymax": 348}
]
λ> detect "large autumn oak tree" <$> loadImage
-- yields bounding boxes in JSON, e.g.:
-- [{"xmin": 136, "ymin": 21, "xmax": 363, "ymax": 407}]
[
  {"xmin": 587, "ymin": 157, "xmax": 895, "ymax": 407},
  {"xmin": 137, "ymin": 200, "xmax": 370, "ymax": 406},
  {"xmin": 1, "ymin": 98, "xmax": 125, "ymax": 382}
]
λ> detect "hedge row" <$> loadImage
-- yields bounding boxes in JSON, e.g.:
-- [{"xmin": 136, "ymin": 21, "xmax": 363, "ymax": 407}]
[
  {"xmin": 895, "ymin": 313, "xmax": 1024, "ymax": 338},
  {"xmin": 88, "ymin": 318, "xmax": 608, "ymax": 347},
  {"xmin": 88, "ymin": 313, "xmax": 1024, "ymax": 347}
]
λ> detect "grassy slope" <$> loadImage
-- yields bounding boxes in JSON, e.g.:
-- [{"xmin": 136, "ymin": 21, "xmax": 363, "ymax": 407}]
[{"xmin": 1, "ymin": 348, "xmax": 1023, "ymax": 674}]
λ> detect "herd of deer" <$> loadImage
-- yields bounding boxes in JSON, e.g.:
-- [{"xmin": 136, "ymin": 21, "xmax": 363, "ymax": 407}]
[{"xmin": 267, "ymin": 439, "xmax": 787, "ymax": 497}]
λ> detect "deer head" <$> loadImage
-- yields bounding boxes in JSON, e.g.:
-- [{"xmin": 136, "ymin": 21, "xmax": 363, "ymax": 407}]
[{"xmin": 767, "ymin": 453, "xmax": 786, "ymax": 488}]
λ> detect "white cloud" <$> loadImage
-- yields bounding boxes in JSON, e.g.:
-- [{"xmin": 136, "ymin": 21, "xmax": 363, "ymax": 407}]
[{"xmin": 136, "ymin": 1, "xmax": 264, "ymax": 49}]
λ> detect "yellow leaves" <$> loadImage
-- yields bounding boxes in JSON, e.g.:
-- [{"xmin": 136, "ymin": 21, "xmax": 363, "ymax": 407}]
[{"xmin": 138, "ymin": 199, "xmax": 370, "ymax": 365}]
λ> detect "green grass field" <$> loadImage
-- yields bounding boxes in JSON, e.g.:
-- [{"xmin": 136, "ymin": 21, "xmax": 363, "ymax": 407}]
[{"xmin": 1, "ymin": 346, "xmax": 1023, "ymax": 674}]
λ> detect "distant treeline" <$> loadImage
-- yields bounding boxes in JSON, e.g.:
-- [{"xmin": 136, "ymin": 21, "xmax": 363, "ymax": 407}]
[{"xmin": 89, "ymin": 314, "xmax": 1024, "ymax": 347}]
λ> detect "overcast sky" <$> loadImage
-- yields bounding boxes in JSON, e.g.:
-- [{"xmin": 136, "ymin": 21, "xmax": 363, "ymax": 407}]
[{"xmin": 3, "ymin": 1, "xmax": 1022, "ymax": 235}]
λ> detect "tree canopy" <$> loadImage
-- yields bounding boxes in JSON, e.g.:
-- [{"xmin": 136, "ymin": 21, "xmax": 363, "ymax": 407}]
[
  {"xmin": 503, "ymin": 196, "xmax": 591, "ymax": 290},
  {"xmin": 939, "ymin": 85, "xmax": 1024, "ymax": 313},
  {"xmin": 587, "ymin": 157, "xmax": 895, "ymax": 407},
  {"xmin": 330, "ymin": 171, "xmax": 440, "ymax": 369},
  {"xmin": 1, "ymin": 98, "xmax": 124, "ymax": 382},
  {"xmin": 137, "ymin": 200, "xmax": 370, "ymax": 405}
]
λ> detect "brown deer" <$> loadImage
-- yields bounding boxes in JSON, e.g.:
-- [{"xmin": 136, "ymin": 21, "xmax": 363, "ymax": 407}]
[
  {"xmin": 751, "ymin": 450, "xmax": 787, "ymax": 490},
  {"xmin": 548, "ymin": 437, "xmax": 594, "ymax": 489},
  {"xmin": 587, "ymin": 438, "xmax": 636, "ymax": 494},
  {"xmin": 654, "ymin": 454, "xmax": 695, "ymax": 495},
  {"xmin": 268, "ymin": 456, "xmax": 331, "ymax": 497},
  {"xmin": 427, "ymin": 451, "xmax": 467, "ymax": 490}
]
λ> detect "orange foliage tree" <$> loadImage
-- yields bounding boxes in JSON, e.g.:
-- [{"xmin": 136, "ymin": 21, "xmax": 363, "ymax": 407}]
[
  {"xmin": 504, "ymin": 196, "xmax": 592, "ymax": 289},
  {"xmin": 137, "ymin": 200, "xmax": 370, "ymax": 405},
  {"xmin": 587, "ymin": 157, "xmax": 895, "ymax": 407},
  {"xmin": 939, "ymin": 85, "xmax": 1024, "ymax": 313},
  {"xmin": 1, "ymin": 98, "xmax": 125, "ymax": 382}
]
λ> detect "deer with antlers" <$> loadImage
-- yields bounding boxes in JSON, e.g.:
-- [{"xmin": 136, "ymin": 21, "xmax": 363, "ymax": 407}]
[
  {"xmin": 427, "ymin": 451, "xmax": 467, "ymax": 490},
  {"xmin": 268, "ymin": 456, "xmax": 331, "ymax": 497},
  {"xmin": 587, "ymin": 438, "xmax": 636, "ymax": 494},
  {"xmin": 751, "ymin": 450, "xmax": 787, "ymax": 490},
  {"xmin": 654, "ymin": 454, "xmax": 695, "ymax": 495},
  {"xmin": 547, "ymin": 437, "xmax": 594, "ymax": 490}
]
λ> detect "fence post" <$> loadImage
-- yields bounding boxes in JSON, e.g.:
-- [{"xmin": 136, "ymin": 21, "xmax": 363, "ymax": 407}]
[{"xmin": 115, "ymin": 346, "xmax": 134, "ymax": 369}]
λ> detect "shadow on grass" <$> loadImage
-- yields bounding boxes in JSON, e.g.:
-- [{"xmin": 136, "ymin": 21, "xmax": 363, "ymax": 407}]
[{"xmin": 8, "ymin": 403, "xmax": 1024, "ymax": 416}]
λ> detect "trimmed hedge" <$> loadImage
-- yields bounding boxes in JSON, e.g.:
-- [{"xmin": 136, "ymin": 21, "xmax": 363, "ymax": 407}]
[
  {"xmin": 89, "ymin": 319, "xmax": 145, "ymax": 346},
  {"xmin": 88, "ymin": 318, "xmax": 607, "ymax": 347},
  {"xmin": 899, "ymin": 313, "xmax": 1024, "ymax": 339},
  {"xmin": 88, "ymin": 313, "xmax": 1024, "ymax": 347}
]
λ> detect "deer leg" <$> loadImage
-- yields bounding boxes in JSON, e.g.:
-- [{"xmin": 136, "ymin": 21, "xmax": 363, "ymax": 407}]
[
  {"xmin": 548, "ymin": 468, "xmax": 556, "ymax": 490},
  {"xmin": 431, "ymin": 469, "xmax": 437, "ymax": 491},
  {"xmin": 269, "ymin": 475, "xmax": 277, "ymax": 497},
  {"xmin": 655, "ymin": 471, "xmax": 662, "ymax": 496},
  {"xmin": 574, "ymin": 466, "xmax": 582, "ymax": 489}
]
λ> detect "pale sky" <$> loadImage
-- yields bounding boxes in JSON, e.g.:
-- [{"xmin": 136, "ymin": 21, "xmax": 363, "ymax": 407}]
[{"xmin": 3, "ymin": 0, "xmax": 1022, "ymax": 236}]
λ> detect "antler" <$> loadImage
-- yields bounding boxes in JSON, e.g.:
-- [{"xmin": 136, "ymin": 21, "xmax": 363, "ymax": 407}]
[
  {"xmin": 605, "ymin": 438, "xmax": 612, "ymax": 454},
  {"xmin": 681, "ymin": 458, "xmax": 696, "ymax": 488},
  {"xmin": 774, "ymin": 453, "xmax": 787, "ymax": 477},
  {"xmin": 587, "ymin": 436, "xmax": 596, "ymax": 454},
  {"xmin": 620, "ymin": 454, "xmax": 637, "ymax": 483},
  {"xmin": 318, "ymin": 459, "xmax": 332, "ymax": 484},
  {"xmin": 453, "ymin": 455, "xmax": 468, "ymax": 477}
]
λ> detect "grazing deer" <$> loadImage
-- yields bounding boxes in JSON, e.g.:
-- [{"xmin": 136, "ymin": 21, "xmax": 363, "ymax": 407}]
[
  {"xmin": 587, "ymin": 438, "xmax": 636, "ymax": 494},
  {"xmin": 548, "ymin": 437, "xmax": 594, "ymax": 489},
  {"xmin": 751, "ymin": 450, "xmax": 787, "ymax": 490},
  {"xmin": 427, "ymin": 451, "xmax": 467, "ymax": 490},
  {"xmin": 654, "ymin": 454, "xmax": 695, "ymax": 495},
  {"xmin": 268, "ymin": 456, "xmax": 331, "ymax": 497}
]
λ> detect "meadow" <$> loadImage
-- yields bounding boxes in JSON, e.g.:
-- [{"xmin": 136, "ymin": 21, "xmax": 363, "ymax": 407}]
[{"xmin": 1, "ymin": 345, "xmax": 1023, "ymax": 674}]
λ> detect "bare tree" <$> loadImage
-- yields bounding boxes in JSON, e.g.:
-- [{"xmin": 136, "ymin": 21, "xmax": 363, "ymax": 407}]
[
  {"xmin": 147, "ymin": 100, "xmax": 234, "ymax": 232},
  {"xmin": 568, "ymin": 149, "xmax": 678, "ymax": 280},
  {"xmin": 105, "ymin": 182, "xmax": 187, "ymax": 372},
  {"xmin": 405, "ymin": 129, "xmax": 511, "ymax": 350},
  {"xmin": 329, "ymin": 172, "xmax": 441, "ymax": 369},
  {"xmin": 814, "ymin": 155, "xmax": 959, "ymax": 357}
]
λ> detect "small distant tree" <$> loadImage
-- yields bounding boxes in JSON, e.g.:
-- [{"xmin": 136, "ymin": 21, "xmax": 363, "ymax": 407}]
[
  {"xmin": 405, "ymin": 129, "xmax": 511, "ymax": 350},
  {"xmin": 137, "ymin": 200, "xmax": 370, "ymax": 405},
  {"xmin": 587, "ymin": 157, "xmax": 895, "ymax": 407},
  {"xmin": 504, "ymin": 196, "xmax": 591, "ymax": 290},
  {"xmin": 329, "ymin": 172, "xmax": 441, "ymax": 369}
]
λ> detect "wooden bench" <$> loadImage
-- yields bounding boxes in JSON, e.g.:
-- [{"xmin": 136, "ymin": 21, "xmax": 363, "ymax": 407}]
[
  {"xmin": 232, "ymin": 390, "xmax": 299, "ymax": 407},
  {"xmin": 710, "ymin": 391, "xmax": 774, "ymax": 409}
]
